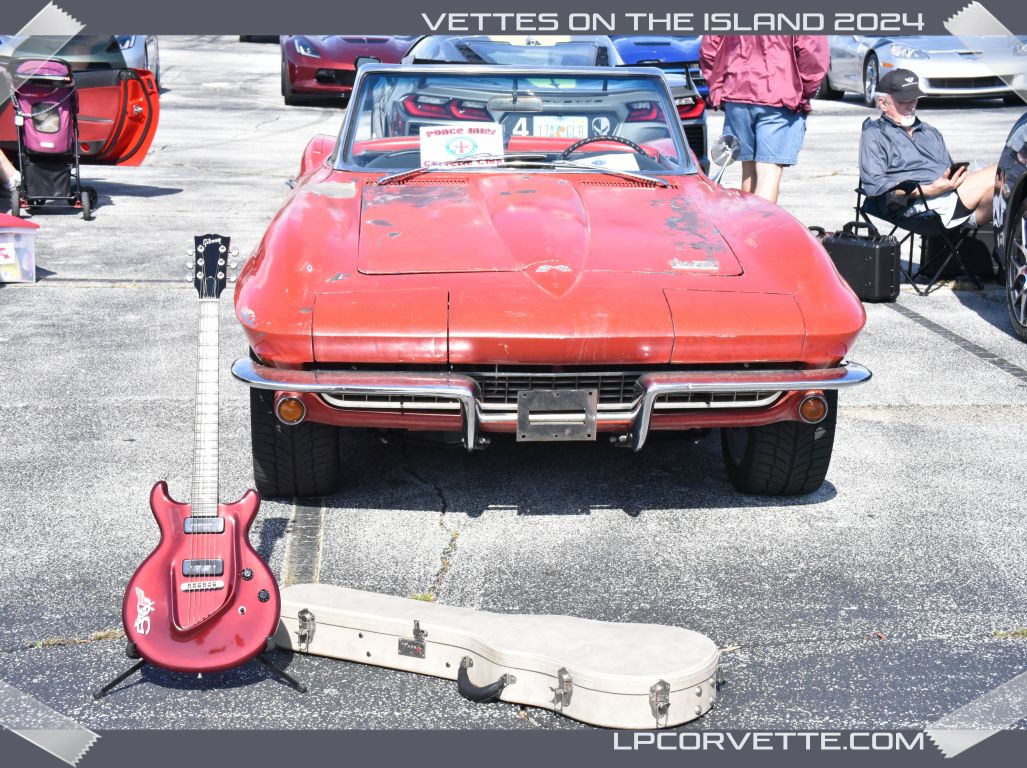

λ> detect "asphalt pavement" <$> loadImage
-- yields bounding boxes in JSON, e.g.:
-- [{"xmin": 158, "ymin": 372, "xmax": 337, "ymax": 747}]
[{"xmin": 0, "ymin": 36, "xmax": 1025, "ymax": 732}]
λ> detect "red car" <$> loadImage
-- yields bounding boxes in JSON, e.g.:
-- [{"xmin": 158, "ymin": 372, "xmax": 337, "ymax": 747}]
[
  {"xmin": 280, "ymin": 35, "xmax": 415, "ymax": 105},
  {"xmin": 233, "ymin": 64, "xmax": 870, "ymax": 498}
]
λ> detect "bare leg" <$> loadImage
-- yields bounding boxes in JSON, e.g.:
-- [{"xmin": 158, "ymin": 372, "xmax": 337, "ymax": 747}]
[
  {"xmin": 753, "ymin": 162, "xmax": 785, "ymax": 204},
  {"xmin": 740, "ymin": 161, "xmax": 757, "ymax": 193},
  {"xmin": 0, "ymin": 149, "xmax": 16, "ymax": 184},
  {"xmin": 956, "ymin": 164, "xmax": 997, "ymax": 225}
]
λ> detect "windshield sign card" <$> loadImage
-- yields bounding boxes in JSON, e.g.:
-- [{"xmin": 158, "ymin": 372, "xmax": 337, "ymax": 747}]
[{"xmin": 420, "ymin": 122, "xmax": 504, "ymax": 167}]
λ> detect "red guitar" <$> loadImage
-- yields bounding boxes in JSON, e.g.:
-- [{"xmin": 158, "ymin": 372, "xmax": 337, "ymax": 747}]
[{"xmin": 96, "ymin": 236, "xmax": 300, "ymax": 697}]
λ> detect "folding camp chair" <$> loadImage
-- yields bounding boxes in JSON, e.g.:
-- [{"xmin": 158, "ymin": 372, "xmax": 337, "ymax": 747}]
[{"xmin": 854, "ymin": 181, "xmax": 982, "ymax": 296}]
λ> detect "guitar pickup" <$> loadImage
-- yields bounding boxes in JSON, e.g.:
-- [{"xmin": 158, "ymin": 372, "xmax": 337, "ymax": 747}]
[
  {"xmin": 184, "ymin": 518, "xmax": 225, "ymax": 534},
  {"xmin": 182, "ymin": 559, "xmax": 224, "ymax": 576}
]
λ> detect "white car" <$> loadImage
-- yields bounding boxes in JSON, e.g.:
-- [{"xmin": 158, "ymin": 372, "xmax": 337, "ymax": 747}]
[
  {"xmin": 820, "ymin": 35, "xmax": 1027, "ymax": 106},
  {"xmin": 115, "ymin": 36, "xmax": 160, "ymax": 89}
]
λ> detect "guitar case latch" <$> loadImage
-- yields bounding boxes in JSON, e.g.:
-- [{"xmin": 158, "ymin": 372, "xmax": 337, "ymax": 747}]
[{"xmin": 296, "ymin": 608, "xmax": 316, "ymax": 651}]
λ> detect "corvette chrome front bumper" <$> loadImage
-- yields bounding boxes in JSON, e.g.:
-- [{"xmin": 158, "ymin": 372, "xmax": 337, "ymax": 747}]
[{"xmin": 231, "ymin": 359, "xmax": 872, "ymax": 452}]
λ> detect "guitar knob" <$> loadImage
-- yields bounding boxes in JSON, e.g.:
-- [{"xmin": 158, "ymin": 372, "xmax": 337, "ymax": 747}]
[
  {"xmin": 258, "ymin": 589, "xmax": 270, "ymax": 603},
  {"xmin": 241, "ymin": 568, "xmax": 253, "ymax": 581}
]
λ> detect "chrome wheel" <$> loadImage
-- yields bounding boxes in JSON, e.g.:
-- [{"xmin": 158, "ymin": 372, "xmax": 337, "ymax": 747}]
[
  {"xmin": 863, "ymin": 55, "xmax": 879, "ymax": 107},
  {"xmin": 1007, "ymin": 200, "xmax": 1027, "ymax": 341}
]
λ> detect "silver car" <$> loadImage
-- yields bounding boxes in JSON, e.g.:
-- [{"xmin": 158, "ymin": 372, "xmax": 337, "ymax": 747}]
[{"xmin": 820, "ymin": 35, "xmax": 1027, "ymax": 106}]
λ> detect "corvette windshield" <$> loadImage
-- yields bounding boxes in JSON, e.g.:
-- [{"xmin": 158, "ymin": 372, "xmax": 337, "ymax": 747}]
[{"xmin": 339, "ymin": 71, "xmax": 695, "ymax": 175}]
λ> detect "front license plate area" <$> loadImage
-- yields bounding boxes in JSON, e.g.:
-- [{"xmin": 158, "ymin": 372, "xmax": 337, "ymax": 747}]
[{"xmin": 517, "ymin": 389, "xmax": 598, "ymax": 442}]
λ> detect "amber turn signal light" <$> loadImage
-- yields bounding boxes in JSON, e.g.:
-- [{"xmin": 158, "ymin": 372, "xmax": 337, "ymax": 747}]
[
  {"xmin": 276, "ymin": 395, "xmax": 306, "ymax": 425},
  {"xmin": 797, "ymin": 393, "xmax": 829, "ymax": 424}
]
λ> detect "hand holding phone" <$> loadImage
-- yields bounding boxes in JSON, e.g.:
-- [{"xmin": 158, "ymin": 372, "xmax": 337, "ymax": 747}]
[{"xmin": 948, "ymin": 161, "xmax": 969, "ymax": 178}]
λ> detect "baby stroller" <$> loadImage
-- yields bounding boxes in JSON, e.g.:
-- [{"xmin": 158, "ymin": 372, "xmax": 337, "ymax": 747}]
[{"xmin": 10, "ymin": 58, "xmax": 96, "ymax": 220}]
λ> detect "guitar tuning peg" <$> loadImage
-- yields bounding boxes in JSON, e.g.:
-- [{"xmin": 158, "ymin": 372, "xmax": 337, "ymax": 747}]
[
  {"xmin": 229, "ymin": 248, "xmax": 239, "ymax": 257},
  {"xmin": 186, "ymin": 261, "xmax": 194, "ymax": 269},
  {"xmin": 185, "ymin": 249, "xmax": 193, "ymax": 257},
  {"xmin": 218, "ymin": 257, "xmax": 226, "ymax": 266},
  {"xmin": 228, "ymin": 275, "xmax": 237, "ymax": 282},
  {"xmin": 229, "ymin": 262, "xmax": 238, "ymax": 270}
]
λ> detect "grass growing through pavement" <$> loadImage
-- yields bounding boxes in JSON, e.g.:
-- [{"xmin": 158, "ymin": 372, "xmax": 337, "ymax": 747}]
[{"xmin": 994, "ymin": 628, "xmax": 1027, "ymax": 639}]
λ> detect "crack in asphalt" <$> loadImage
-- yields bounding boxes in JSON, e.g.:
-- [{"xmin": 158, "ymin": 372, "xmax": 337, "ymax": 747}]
[
  {"xmin": 400, "ymin": 441, "xmax": 460, "ymax": 601},
  {"xmin": 0, "ymin": 629, "xmax": 125, "ymax": 656}
]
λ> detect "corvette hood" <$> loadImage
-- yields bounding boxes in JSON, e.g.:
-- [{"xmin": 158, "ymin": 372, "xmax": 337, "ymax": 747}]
[{"xmin": 357, "ymin": 174, "xmax": 743, "ymax": 277}]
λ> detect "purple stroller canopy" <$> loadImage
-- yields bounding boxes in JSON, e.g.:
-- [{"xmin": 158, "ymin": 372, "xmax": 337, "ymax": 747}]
[{"xmin": 14, "ymin": 58, "xmax": 73, "ymax": 82}]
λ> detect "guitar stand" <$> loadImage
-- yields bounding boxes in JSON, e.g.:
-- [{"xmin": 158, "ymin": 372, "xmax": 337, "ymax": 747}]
[{"xmin": 92, "ymin": 639, "xmax": 307, "ymax": 700}]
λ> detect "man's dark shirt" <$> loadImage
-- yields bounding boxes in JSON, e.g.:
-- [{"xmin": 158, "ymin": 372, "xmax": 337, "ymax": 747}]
[{"xmin": 859, "ymin": 115, "xmax": 952, "ymax": 199}]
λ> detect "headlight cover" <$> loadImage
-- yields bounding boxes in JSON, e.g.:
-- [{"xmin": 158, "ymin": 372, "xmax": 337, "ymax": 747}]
[
  {"xmin": 293, "ymin": 38, "xmax": 321, "ymax": 58},
  {"xmin": 889, "ymin": 44, "xmax": 928, "ymax": 60}
]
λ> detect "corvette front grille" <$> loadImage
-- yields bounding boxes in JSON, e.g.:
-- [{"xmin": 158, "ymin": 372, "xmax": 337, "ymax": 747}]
[{"xmin": 319, "ymin": 370, "xmax": 781, "ymax": 413}]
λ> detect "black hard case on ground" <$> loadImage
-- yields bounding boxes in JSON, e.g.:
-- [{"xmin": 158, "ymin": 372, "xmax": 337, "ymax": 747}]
[{"xmin": 818, "ymin": 221, "xmax": 901, "ymax": 302}]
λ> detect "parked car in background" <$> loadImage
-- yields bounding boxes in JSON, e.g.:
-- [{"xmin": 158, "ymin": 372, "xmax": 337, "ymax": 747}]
[
  {"xmin": 995, "ymin": 110, "xmax": 1027, "ymax": 341},
  {"xmin": 231, "ymin": 64, "xmax": 869, "ymax": 499},
  {"xmin": 280, "ymin": 35, "xmax": 416, "ymax": 105},
  {"xmin": 820, "ymin": 35, "xmax": 1027, "ymax": 106},
  {"xmin": 404, "ymin": 35, "xmax": 708, "ymax": 170},
  {"xmin": 611, "ymin": 36, "xmax": 707, "ymax": 97},
  {"xmin": 240, "ymin": 35, "xmax": 280, "ymax": 43}
]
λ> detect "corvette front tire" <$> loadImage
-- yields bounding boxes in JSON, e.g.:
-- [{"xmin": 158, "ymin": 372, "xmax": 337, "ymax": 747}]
[
  {"xmin": 720, "ymin": 391, "xmax": 837, "ymax": 495},
  {"xmin": 250, "ymin": 387, "xmax": 340, "ymax": 497}
]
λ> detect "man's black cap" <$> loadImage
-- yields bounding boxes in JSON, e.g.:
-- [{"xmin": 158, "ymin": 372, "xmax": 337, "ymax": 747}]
[{"xmin": 877, "ymin": 69, "xmax": 925, "ymax": 102}]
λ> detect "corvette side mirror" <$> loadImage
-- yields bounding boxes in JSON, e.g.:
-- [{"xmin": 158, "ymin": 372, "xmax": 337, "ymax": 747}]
[{"xmin": 710, "ymin": 134, "xmax": 740, "ymax": 185}]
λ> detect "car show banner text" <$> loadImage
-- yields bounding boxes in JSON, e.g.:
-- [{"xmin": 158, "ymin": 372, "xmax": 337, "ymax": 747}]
[{"xmin": 421, "ymin": 11, "xmax": 929, "ymax": 33}]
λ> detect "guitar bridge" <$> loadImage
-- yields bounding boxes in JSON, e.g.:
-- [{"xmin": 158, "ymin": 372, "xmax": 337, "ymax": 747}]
[{"xmin": 180, "ymin": 580, "xmax": 225, "ymax": 592}]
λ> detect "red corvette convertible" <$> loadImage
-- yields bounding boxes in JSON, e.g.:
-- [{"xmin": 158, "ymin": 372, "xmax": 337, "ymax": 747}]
[
  {"xmin": 233, "ymin": 64, "xmax": 871, "ymax": 498},
  {"xmin": 280, "ymin": 35, "xmax": 415, "ymax": 105}
]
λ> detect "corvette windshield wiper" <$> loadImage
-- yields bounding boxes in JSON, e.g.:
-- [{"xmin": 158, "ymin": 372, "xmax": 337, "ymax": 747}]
[{"xmin": 504, "ymin": 159, "xmax": 672, "ymax": 188}]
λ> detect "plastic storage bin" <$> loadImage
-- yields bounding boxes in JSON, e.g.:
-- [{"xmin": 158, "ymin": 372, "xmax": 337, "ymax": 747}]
[{"xmin": 0, "ymin": 213, "xmax": 40, "ymax": 283}]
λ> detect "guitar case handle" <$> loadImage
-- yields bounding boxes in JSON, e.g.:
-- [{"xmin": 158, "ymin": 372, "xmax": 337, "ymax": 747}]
[{"xmin": 457, "ymin": 657, "xmax": 515, "ymax": 703}]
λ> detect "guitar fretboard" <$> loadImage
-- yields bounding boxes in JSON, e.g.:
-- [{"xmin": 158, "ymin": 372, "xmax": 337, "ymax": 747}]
[{"xmin": 190, "ymin": 299, "xmax": 220, "ymax": 516}]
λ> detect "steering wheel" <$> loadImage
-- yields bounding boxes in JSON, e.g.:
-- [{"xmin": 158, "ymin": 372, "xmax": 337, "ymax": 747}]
[{"xmin": 559, "ymin": 134, "xmax": 647, "ymax": 160}]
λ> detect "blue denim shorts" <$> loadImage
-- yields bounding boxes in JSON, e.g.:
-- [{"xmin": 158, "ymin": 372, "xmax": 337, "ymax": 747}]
[{"xmin": 723, "ymin": 102, "xmax": 807, "ymax": 166}]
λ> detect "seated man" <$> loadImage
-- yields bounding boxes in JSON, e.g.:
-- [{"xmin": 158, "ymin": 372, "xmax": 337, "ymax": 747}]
[{"xmin": 859, "ymin": 69, "xmax": 996, "ymax": 229}]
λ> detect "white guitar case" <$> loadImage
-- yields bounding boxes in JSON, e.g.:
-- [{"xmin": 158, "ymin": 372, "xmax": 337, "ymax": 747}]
[{"xmin": 275, "ymin": 584, "xmax": 721, "ymax": 729}]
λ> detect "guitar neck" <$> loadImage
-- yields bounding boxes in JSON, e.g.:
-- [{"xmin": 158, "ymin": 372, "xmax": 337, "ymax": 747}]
[{"xmin": 190, "ymin": 299, "xmax": 220, "ymax": 515}]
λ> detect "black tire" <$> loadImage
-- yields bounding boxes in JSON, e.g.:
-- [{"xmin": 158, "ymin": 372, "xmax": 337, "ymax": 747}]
[
  {"xmin": 1006, "ymin": 198, "xmax": 1027, "ymax": 342},
  {"xmin": 81, "ymin": 190, "xmax": 92, "ymax": 221},
  {"xmin": 862, "ymin": 54, "xmax": 880, "ymax": 108},
  {"xmin": 250, "ymin": 386, "xmax": 340, "ymax": 497},
  {"xmin": 10, "ymin": 187, "xmax": 21, "ymax": 218},
  {"xmin": 1004, "ymin": 93, "xmax": 1026, "ymax": 107},
  {"xmin": 720, "ymin": 391, "xmax": 838, "ymax": 495},
  {"xmin": 281, "ymin": 58, "xmax": 300, "ymax": 106},
  {"xmin": 815, "ymin": 75, "xmax": 844, "ymax": 100}
]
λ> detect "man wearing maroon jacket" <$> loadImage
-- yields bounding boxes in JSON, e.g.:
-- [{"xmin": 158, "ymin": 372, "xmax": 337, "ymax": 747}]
[{"xmin": 701, "ymin": 35, "xmax": 828, "ymax": 203}]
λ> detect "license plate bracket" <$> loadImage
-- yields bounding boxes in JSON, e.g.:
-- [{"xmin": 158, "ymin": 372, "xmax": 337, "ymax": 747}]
[{"xmin": 516, "ymin": 389, "xmax": 598, "ymax": 442}]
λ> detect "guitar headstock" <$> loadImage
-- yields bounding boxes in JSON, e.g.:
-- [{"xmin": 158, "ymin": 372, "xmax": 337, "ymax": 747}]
[{"xmin": 188, "ymin": 234, "xmax": 238, "ymax": 300}]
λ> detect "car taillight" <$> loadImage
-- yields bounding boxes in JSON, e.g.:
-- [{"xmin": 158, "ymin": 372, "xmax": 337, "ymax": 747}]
[
  {"xmin": 402, "ymin": 95, "xmax": 490, "ymax": 121},
  {"xmin": 402, "ymin": 95, "xmax": 450, "ymax": 118},
  {"xmin": 676, "ymin": 97, "xmax": 706, "ymax": 120},
  {"xmin": 626, "ymin": 101, "xmax": 663, "ymax": 122}
]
